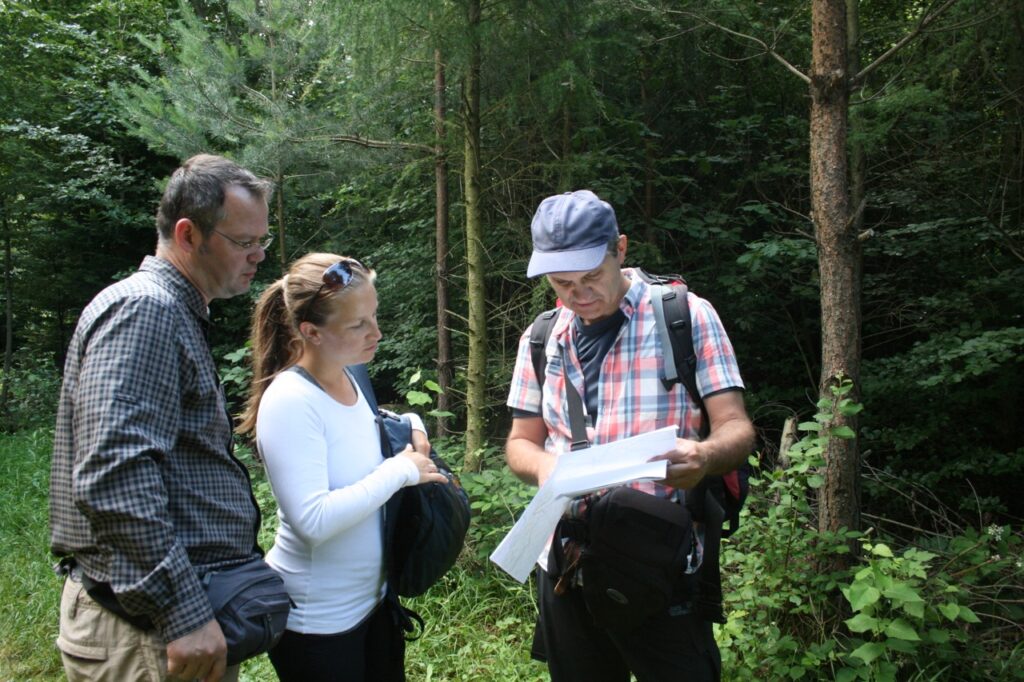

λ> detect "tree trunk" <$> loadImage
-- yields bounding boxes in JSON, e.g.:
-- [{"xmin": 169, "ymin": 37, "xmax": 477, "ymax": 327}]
[
  {"xmin": 275, "ymin": 174, "xmax": 286, "ymax": 268},
  {"xmin": 434, "ymin": 46, "xmax": 453, "ymax": 437},
  {"xmin": 811, "ymin": 0, "xmax": 861, "ymax": 538},
  {"xmin": 847, "ymin": 0, "xmax": 866, "ymax": 237},
  {"xmin": 640, "ymin": 50, "xmax": 656, "ymax": 244},
  {"xmin": 462, "ymin": 0, "xmax": 486, "ymax": 471},
  {"xmin": 1, "ymin": 200, "xmax": 11, "ymax": 424}
]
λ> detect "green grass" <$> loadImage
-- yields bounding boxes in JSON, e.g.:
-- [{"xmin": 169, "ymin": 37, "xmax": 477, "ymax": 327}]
[
  {"xmin": 0, "ymin": 428, "xmax": 63, "ymax": 680},
  {"xmin": 1, "ymin": 430, "xmax": 548, "ymax": 681}
]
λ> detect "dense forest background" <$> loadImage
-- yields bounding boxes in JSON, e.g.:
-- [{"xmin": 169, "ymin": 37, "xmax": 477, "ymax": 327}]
[{"xmin": 1, "ymin": 0, "xmax": 1022, "ymax": 679}]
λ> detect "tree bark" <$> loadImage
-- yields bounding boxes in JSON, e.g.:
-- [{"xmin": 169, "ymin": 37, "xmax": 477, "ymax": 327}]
[
  {"xmin": 462, "ymin": 0, "xmax": 486, "ymax": 471},
  {"xmin": 275, "ymin": 172, "xmax": 286, "ymax": 268},
  {"xmin": 811, "ymin": 0, "xmax": 861, "ymax": 538},
  {"xmin": 847, "ymin": 0, "xmax": 866, "ymax": 238},
  {"xmin": 434, "ymin": 46, "xmax": 453, "ymax": 437},
  {"xmin": 1, "ymin": 200, "xmax": 11, "ymax": 424}
]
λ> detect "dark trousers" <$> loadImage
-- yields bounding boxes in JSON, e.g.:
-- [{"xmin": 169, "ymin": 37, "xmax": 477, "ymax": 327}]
[
  {"xmin": 268, "ymin": 603, "xmax": 405, "ymax": 682},
  {"xmin": 532, "ymin": 568, "xmax": 721, "ymax": 682}
]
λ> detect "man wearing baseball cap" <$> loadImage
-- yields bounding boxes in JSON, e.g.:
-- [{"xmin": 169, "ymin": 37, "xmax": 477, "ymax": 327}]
[{"xmin": 504, "ymin": 190, "xmax": 755, "ymax": 681}]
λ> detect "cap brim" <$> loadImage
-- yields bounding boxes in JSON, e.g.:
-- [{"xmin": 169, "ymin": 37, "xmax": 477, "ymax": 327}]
[{"xmin": 526, "ymin": 244, "xmax": 608, "ymax": 278}]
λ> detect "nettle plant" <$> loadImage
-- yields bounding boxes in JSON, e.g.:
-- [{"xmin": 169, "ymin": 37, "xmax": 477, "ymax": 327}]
[
  {"xmin": 718, "ymin": 378, "xmax": 860, "ymax": 680},
  {"xmin": 720, "ymin": 377, "xmax": 1024, "ymax": 681},
  {"xmin": 838, "ymin": 520, "xmax": 1023, "ymax": 682}
]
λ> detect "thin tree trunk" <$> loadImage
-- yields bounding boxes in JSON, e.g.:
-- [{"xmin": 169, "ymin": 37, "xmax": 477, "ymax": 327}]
[
  {"xmin": 462, "ymin": 0, "xmax": 486, "ymax": 471},
  {"xmin": 276, "ymin": 173, "xmax": 286, "ymax": 268},
  {"xmin": 847, "ymin": 0, "xmax": 866, "ymax": 237},
  {"xmin": 640, "ymin": 51, "xmax": 656, "ymax": 244},
  {"xmin": 811, "ymin": 0, "xmax": 861, "ymax": 540},
  {"xmin": 434, "ymin": 47, "xmax": 452, "ymax": 437},
  {"xmin": 1, "ymin": 200, "xmax": 12, "ymax": 424}
]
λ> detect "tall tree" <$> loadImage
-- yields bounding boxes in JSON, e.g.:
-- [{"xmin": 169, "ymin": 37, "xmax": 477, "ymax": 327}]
[
  {"xmin": 809, "ymin": 0, "xmax": 860, "ymax": 535},
  {"xmin": 434, "ymin": 45, "xmax": 454, "ymax": 436},
  {"xmin": 461, "ymin": 0, "xmax": 486, "ymax": 469}
]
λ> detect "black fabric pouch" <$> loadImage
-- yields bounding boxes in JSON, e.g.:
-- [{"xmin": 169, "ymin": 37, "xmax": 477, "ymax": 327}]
[
  {"xmin": 580, "ymin": 486, "xmax": 693, "ymax": 633},
  {"xmin": 201, "ymin": 557, "xmax": 291, "ymax": 665}
]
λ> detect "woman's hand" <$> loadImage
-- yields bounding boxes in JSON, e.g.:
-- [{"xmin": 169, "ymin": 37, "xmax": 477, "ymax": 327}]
[
  {"xmin": 410, "ymin": 429, "xmax": 431, "ymax": 456},
  {"xmin": 398, "ymin": 445, "xmax": 449, "ymax": 485}
]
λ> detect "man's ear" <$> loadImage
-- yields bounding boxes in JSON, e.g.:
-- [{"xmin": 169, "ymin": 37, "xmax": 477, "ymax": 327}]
[
  {"xmin": 616, "ymin": 234, "xmax": 628, "ymax": 265},
  {"xmin": 173, "ymin": 218, "xmax": 200, "ymax": 253}
]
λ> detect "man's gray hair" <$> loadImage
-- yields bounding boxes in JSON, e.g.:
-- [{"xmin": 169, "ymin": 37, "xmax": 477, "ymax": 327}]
[{"xmin": 155, "ymin": 154, "xmax": 273, "ymax": 240}]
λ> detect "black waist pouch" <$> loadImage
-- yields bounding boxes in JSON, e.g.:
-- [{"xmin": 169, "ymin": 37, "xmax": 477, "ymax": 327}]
[
  {"xmin": 580, "ymin": 486, "xmax": 692, "ymax": 633},
  {"xmin": 201, "ymin": 558, "xmax": 292, "ymax": 665}
]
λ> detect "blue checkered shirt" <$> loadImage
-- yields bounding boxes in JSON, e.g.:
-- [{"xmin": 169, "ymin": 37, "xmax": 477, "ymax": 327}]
[{"xmin": 50, "ymin": 256, "xmax": 260, "ymax": 642}]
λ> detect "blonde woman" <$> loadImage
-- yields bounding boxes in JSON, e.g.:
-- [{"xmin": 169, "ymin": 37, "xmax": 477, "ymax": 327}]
[{"xmin": 238, "ymin": 253, "xmax": 445, "ymax": 681}]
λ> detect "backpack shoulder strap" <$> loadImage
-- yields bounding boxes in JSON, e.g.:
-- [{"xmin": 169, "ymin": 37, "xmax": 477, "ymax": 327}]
[
  {"xmin": 529, "ymin": 308, "xmax": 559, "ymax": 389},
  {"xmin": 648, "ymin": 281, "xmax": 710, "ymax": 439},
  {"xmin": 347, "ymin": 364, "xmax": 394, "ymax": 459}
]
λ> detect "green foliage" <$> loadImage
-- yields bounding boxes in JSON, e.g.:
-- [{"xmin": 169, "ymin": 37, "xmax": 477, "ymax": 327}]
[
  {"xmin": 720, "ymin": 386, "xmax": 1024, "ymax": 681},
  {"xmin": 458, "ymin": 449, "xmax": 536, "ymax": 565},
  {"xmin": 401, "ymin": 369, "xmax": 454, "ymax": 420},
  {"xmin": 0, "ymin": 351, "xmax": 62, "ymax": 432},
  {"xmin": 719, "ymin": 382, "xmax": 862, "ymax": 679},
  {"xmin": 219, "ymin": 342, "xmax": 253, "ymax": 407}
]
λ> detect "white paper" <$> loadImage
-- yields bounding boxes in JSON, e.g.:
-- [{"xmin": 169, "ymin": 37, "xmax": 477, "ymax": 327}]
[{"xmin": 489, "ymin": 426, "xmax": 677, "ymax": 583}]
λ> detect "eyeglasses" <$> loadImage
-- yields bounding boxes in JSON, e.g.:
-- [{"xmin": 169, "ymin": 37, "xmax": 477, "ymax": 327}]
[
  {"xmin": 299, "ymin": 259, "xmax": 367, "ymax": 323},
  {"xmin": 213, "ymin": 228, "xmax": 275, "ymax": 252}
]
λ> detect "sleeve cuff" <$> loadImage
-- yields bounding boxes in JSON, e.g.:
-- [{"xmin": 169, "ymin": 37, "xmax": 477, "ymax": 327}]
[
  {"xmin": 403, "ymin": 412, "xmax": 427, "ymax": 437},
  {"xmin": 150, "ymin": 573, "xmax": 215, "ymax": 643}
]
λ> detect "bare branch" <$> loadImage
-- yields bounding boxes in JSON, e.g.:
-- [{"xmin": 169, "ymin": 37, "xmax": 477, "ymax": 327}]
[
  {"xmin": 633, "ymin": 2, "xmax": 810, "ymax": 84},
  {"xmin": 852, "ymin": 0, "xmax": 960, "ymax": 87},
  {"xmin": 293, "ymin": 134, "xmax": 432, "ymax": 154}
]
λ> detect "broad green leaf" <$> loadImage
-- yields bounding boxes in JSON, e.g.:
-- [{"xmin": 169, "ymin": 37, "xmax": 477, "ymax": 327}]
[
  {"xmin": 427, "ymin": 409, "xmax": 455, "ymax": 418},
  {"xmin": 850, "ymin": 642, "xmax": 885, "ymax": 665},
  {"xmin": 846, "ymin": 583, "xmax": 881, "ymax": 610},
  {"xmin": 958, "ymin": 606, "xmax": 982, "ymax": 623},
  {"xmin": 884, "ymin": 618, "xmax": 921, "ymax": 641},
  {"xmin": 831, "ymin": 425, "xmax": 856, "ymax": 439},
  {"xmin": 870, "ymin": 543, "xmax": 894, "ymax": 558},
  {"xmin": 902, "ymin": 600, "xmax": 924, "ymax": 619},
  {"xmin": 883, "ymin": 584, "xmax": 923, "ymax": 603},
  {"xmin": 798, "ymin": 421, "xmax": 821, "ymax": 432},
  {"xmin": 406, "ymin": 390, "xmax": 431, "ymax": 406},
  {"xmin": 807, "ymin": 474, "xmax": 824, "ymax": 488},
  {"xmin": 424, "ymin": 379, "xmax": 442, "ymax": 393},
  {"xmin": 844, "ymin": 613, "xmax": 878, "ymax": 633},
  {"xmin": 409, "ymin": 370, "xmax": 422, "ymax": 384},
  {"xmin": 884, "ymin": 638, "xmax": 917, "ymax": 653},
  {"xmin": 938, "ymin": 603, "xmax": 960, "ymax": 621},
  {"xmin": 836, "ymin": 669, "xmax": 859, "ymax": 682}
]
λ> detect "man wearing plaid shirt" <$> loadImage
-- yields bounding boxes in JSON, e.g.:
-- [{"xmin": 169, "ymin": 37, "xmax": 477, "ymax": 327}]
[
  {"xmin": 505, "ymin": 190, "xmax": 755, "ymax": 682},
  {"xmin": 50, "ymin": 155, "xmax": 273, "ymax": 682}
]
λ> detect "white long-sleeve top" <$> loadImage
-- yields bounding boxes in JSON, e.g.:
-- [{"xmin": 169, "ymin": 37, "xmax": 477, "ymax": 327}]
[{"xmin": 256, "ymin": 369, "xmax": 420, "ymax": 634}]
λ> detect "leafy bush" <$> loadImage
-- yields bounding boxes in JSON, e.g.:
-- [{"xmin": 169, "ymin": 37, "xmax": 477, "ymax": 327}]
[
  {"xmin": 458, "ymin": 448, "xmax": 535, "ymax": 566},
  {"xmin": 719, "ymin": 380, "xmax": 1024, "ymax": 681},
  {"xmin": 0, "ymin": 352, "xmax": 61, "ymax": 432}
]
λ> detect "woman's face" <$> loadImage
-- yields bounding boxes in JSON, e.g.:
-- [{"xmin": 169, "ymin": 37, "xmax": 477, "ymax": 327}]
[{"xmin": 311, "ymin": 283, "xmax": 382, "ymax": 367}]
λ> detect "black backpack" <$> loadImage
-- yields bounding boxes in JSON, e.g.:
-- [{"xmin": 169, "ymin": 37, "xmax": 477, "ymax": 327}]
[
  {"xmin": 347, "ymin": 365, "xmax": 471, "ymax": 636},
  {"xmin": 528, "ymin": 270, "xmax": 750, "ymax": 622}
]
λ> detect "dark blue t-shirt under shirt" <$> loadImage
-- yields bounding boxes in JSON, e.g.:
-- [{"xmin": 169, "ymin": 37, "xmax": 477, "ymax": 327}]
[{"xmin": 512, "ymin": 310, "xmax": 626, "ymax": 424}]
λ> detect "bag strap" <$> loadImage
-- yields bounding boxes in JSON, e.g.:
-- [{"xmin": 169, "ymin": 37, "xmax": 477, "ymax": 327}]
[
  {"xmin": 559, "ymin": 346, "xmax": 590, "ymax": 452},
  {"xmin": 529, "ymin": 308, "xmax": 559, "ymax": 386},
  {"xmin": 648, "ymin": 282, "xmax": 709, "ymax": 440},
  {"xmin": 694, "ymin": 487, "xmax": 726, "ymax": 624}
]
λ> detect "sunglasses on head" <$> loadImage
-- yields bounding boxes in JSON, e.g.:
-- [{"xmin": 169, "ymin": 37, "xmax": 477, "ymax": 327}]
[{"xmin": 299, "ymin": 258, "xmax": 366, "ymax": 323}]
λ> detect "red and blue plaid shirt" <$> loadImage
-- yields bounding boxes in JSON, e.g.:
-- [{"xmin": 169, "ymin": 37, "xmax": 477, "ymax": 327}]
[{"xmin": 507, "ymin": 268, "xmax": 745, "ymax": 501}]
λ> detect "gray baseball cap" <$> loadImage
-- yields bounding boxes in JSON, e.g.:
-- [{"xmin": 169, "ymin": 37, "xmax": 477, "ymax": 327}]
[{"xmin": 526, "ymin": 190, "xmax": 619, "ymax": 278}]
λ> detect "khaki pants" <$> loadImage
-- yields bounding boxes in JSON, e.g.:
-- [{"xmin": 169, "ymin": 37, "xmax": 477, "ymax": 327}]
[{"xmin": 57, "ymin": 578, "xmax": 240, "ymax": 682}]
